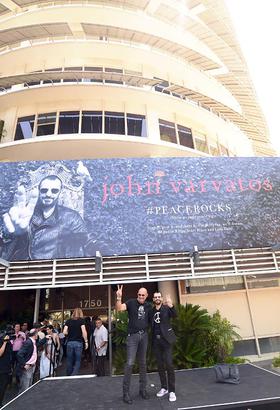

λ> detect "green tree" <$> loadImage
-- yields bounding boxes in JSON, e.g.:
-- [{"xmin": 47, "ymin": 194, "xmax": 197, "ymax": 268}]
[
  {"xmin": 172, "ymin": 303, "xmax": 212, "ymax": 368},
  {"xmin": 206, "ymin": 310, "xmax": 241, "ymax": 364}
]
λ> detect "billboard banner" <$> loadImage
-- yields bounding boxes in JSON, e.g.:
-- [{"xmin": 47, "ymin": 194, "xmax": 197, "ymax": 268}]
[{"xmin": 0, "ymin": 157, "xmax": 279, "ymax": 261}]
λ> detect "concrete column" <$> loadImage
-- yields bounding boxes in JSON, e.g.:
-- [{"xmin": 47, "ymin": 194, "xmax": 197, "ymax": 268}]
[
  {"xmin": 33, "ymin": 288, "xmax": 40, "ymax": 324},
  {"xmin": 158, "ymin": 280, "xmax": 178, "ymax": 304}
]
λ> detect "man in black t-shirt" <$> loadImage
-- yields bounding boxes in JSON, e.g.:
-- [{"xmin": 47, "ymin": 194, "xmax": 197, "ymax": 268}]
[
  {"xmin": 116, "ymin": 285, "xmax": 151, "ymax": 405},
  {"xmin": 0, "ymin": 335, "xmax": 12, "ymax": 407}
]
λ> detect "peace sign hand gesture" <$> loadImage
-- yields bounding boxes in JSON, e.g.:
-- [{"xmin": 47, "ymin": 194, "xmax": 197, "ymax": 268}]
[
  {"xmin": 3, "ymin": 185, "xmax": 39, "ymax": 235},
  {"xmin": 164, "ymin": 294, "xmax": 173, "ymax": 308},
  {"xmin": 116, "ymin": 285, "xmax": 123, "ymax": 299}
]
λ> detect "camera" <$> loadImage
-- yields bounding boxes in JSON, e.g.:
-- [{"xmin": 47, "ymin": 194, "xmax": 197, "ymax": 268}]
[{"xmin": 0, "ymin": 325, "xmax": 16, "ymax": 341}]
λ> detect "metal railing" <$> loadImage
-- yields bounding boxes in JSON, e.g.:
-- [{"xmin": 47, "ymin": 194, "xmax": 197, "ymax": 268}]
[{"xmin": 0, "ymin": 247, "xmax": 280, "ymax": 290}]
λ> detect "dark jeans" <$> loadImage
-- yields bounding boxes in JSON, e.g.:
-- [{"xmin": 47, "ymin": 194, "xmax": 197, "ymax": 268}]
[
  {"xmin": 96, "ymin": 355, "xmax": 106, "ymax": 377},
  {"xmin": 123, "ymin": 332, "xmax": 148, "ymax": 395},
  {"xmin": 66, "ymin": 341, "xmax": 83, "ymax": 376},
  {"xmin": 153, "ymin": 336, "xmax": 175, "ymax": 393},
  {"xmin": 0, "ymin": 373, "xmax": 10, "ymax": 407}
]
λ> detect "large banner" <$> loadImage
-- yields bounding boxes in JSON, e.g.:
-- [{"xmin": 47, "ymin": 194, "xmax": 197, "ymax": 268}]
[{"xmin": 0, "ymin": 157, "xmax": 279, "ymax": 261}]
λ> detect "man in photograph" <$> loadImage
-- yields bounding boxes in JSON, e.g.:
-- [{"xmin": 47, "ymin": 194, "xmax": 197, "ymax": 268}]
[{"xmin": 0, "ymin": 174, "xmax": 89, "ymax": 260}]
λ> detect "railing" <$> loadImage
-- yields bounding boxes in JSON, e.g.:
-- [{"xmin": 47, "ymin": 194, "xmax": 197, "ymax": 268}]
[{"xmin": 0, "ymin": 247, "xmax": 280, "ymax": 290}]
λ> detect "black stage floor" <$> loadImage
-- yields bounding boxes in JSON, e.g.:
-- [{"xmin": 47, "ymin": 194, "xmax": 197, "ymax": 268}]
[{"xmin": 3, "ymin": 364, "xmax": 280, "ymax": 410}]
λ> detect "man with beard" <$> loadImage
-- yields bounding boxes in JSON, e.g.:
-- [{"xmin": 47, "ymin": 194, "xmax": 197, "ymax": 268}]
[
  {"xmin": 1, "ymin": 175, "xmax": 88, "ymax": 260},
  {"xmin": 150, "ymin": 291, "xmax": 177, "ymax": 402}
]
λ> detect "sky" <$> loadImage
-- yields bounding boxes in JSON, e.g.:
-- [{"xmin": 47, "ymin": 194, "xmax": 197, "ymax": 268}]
[{"xmin": 225, "ymin": 0, "xmax": 280, "ymax": 154}]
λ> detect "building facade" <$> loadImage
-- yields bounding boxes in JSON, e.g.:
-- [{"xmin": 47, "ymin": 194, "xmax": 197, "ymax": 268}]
[{"xmin": 0, "ymin": 0, "xmax": 279, "ymax": 356}]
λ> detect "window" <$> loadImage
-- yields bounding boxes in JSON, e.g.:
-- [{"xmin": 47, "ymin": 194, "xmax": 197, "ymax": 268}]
[
  {"xmin": 127, "ymin": 113, "xmax": 147, "ymax": 137},
  {"xmin": 159, "ymin": 119, "xmax": 177, "ymax": 143},
  {"xmin": 210, "ymin": 142, "xmax": 219, "ymax": 156},
  {"xmin": 178, "ymin": 125, "xmax": 194, "ymax": 148},
  {"xmin": 194, "ymin": 133, "xmax": 209, "ymax": 153},
  {"xmin": 83, "ymin": 67, "xmax": 103, "ymax": 83},
  {"xmin": 15, "ymin": 115, "xmax": 35, "ymax": 140},
  {"xmin": 36, "ymin": 113, "xmax": 56, "ymax": 136},
  {"xmin": 43, "ymin": 68, "xmax": 61, "ymax": 84},
  {"xmin": 81, "ymin": 111, "xmax": 102, "ymax": 133},
  {"xmin": 104, "ymin": 68, "xmax": 123, "ymax": 84},
  {"xmin": 63, "ymin": 67, "xmax": 83, "ymax": 83},
  {"xmin": 105, "ymin": 112, "xmax": 125, "ymax": 135},
  {"xmin": 58, "ymin": 111, "xmax": 79, "ymax": 134}
]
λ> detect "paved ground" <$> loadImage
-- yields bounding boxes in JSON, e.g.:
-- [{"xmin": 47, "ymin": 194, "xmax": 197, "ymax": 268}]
[
  {"xmin": 3, "ymin": 364, "xmax": 280, "ymax": 410},
  {"xmin": 2, "ymin": 356, "xmax": 277, "ymax": 408}
]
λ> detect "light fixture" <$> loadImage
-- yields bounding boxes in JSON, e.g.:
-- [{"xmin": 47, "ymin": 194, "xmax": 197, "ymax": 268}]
[
  {"xmin": 191, "ymin": 245, "xmax": 200, "ymax": 267},
  {"xmin": 95, "ymin": 251, "xmax": 103, "ymax": 273}
]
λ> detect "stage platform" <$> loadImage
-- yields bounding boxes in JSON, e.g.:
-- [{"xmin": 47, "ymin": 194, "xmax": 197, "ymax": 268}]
[{"xmin": 3, "ymin": 363, "xmax": 280, "ymax": 410}]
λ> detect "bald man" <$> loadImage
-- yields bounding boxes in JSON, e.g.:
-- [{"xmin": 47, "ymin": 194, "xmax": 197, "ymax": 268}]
[{"xmin": 116, "ymin": 285, "xmax": 152, "ymax": 405}]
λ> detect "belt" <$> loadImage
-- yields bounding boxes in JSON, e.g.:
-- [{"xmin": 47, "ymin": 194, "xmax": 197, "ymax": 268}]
[{"xmin": 128, "ymin": 330, "xmax": 146, "ymax": 336}]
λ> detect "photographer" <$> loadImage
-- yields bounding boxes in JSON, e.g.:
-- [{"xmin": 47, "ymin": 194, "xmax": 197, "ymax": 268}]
[{"xmin": 0, "ymin": 334, "xmax": 12, "ymax": 407}]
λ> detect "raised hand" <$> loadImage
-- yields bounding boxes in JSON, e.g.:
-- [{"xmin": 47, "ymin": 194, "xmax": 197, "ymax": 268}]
[
  {"xmin": 3, "ymin": 185, "xmax": 38, "ymax": 235},
  {"xmin": 164, "ymin": 294, "xmax": 173, "ymax": 308},
  {"xmin": 116, "ymin": 284, "xmax": 123, "ymax": 299}
]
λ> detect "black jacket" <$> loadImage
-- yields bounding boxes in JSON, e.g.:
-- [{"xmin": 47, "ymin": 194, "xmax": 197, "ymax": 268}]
[{"xmin": 150, "ymin": 305, "xmax": 177, "ymax": 344}]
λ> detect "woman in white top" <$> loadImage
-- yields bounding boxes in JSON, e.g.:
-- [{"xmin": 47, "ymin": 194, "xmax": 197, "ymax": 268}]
[{"xmin": 40, "ymin": 325, "xmax": 60, "ymax": 379}]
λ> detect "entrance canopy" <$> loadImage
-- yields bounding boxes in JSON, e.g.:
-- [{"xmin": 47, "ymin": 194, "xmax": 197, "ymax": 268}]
[{"xmin": 0, "ymin": 247, "xmax": 279, "ymax": 290}]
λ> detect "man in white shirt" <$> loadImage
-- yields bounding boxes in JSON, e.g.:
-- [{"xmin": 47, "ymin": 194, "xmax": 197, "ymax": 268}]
[{"xmin": 93, "ymin": 318, "xmax": 108, "ymax": 377}]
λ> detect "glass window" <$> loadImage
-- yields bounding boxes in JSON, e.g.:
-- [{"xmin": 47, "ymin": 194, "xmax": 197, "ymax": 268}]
[
  {"xmin": 44, "ymin": 68, "xmax": 61, "ymax": 84},
  {"xmin": 104, "ymin": 67, "xmax": 123, "ymax": 84},
  {"xmin": 127, "ymin": 113, "xmax": 147, "ymax": 137},
  {"xmin": 15, "ymin": 115, "xmax": 35, "ymax": 140},
  {"xmin": 194, "ymin": 133, "xmax": 209, "ymax": 153},
  {"xmin": 81, "ymin": 111, "xmax": 102, "ymax": 133},
  {"xmin": 36, "ymin": 112, "xmax": 56, "ymax": 136},
  {"xmin": 178, "ymin": 124, "xmax": 194, "ymax": 148},
  {"xmin": 58, "ymin": 111, "xmax": 79, "ymax": 134},
  {"xmin": 105, "ymin": 112, "xmax": 125, "ymax": 135},
  {"xmin": 159, "ymin": 119, "xmax": 177, "ymax": 143},
  {"xmin": 84, "ymin": 66, "xmax": 103, "ymax": 83}
]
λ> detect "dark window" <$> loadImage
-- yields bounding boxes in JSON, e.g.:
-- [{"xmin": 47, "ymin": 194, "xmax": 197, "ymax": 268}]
[
  {"xmin": 81, "ymin": 111, "xmax": 102, "ymax": 133},
  {"xmin": 105, "ymin": 112, "xmax": 125, "ymax": 135},
  {"xmin": 178, "ymin": 124, "xmax": 194, "ymax": 148},
  {"xmin": 154, "ymin": 78, "xmax": 170, "ymax": 95},
  {"xmin": 58, "ymin": 111, "xmax": 79, "ymax": 134},
  {"xmin": 104, "ymin": 67, "xmax": 123, "ymax": 84},
  {"xmin": 63, "ymin": 67, "xmax": 83, "ymax": 83},
  {"xmin": 15, "ymin": 115, "xmax": 35, "ymax": 140},
  {"xmin": 25, "ymin": 81, "xmax": 41, "ymax": 87},
  {"xmin": 84, "ymin": 66, "xmax": 103, "ymax": 83},
  {"xmin": 36, "ymin": 112, "xmax": 56, "ymax": 136},
  {"xmin": 44, "ymin": 68, "xmax": 61, "ymax": 84},
  {"xmin": 159, "ymin": 119, "xmax": 177, "ymax": 143},
  {"xmin": 127, "ymin": 113, "xmax": 147, "ymax": 137}
]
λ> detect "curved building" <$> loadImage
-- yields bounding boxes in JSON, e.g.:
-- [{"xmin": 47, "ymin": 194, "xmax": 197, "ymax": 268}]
[{"xmin": 0, "ymin": 0, "xmax": 278, "ymax": 358}]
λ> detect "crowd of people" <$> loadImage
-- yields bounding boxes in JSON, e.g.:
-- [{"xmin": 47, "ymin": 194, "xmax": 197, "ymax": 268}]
[
  {"xmin": 1, "ymin": 288, "xmax": 176, "ymax": 407},
  {"xmin": 0, "ymin": 314, "xmax": 108, "ymax": 407}
]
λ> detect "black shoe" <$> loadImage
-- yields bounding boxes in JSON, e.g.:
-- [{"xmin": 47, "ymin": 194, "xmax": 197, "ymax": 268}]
[
  {"xmin": 123, "ymin": 393, "xmax": 133, "ymax": 404},
  {"xmin": 140, "ymin": 390, "xmax": 149, "ymax": 399}
]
